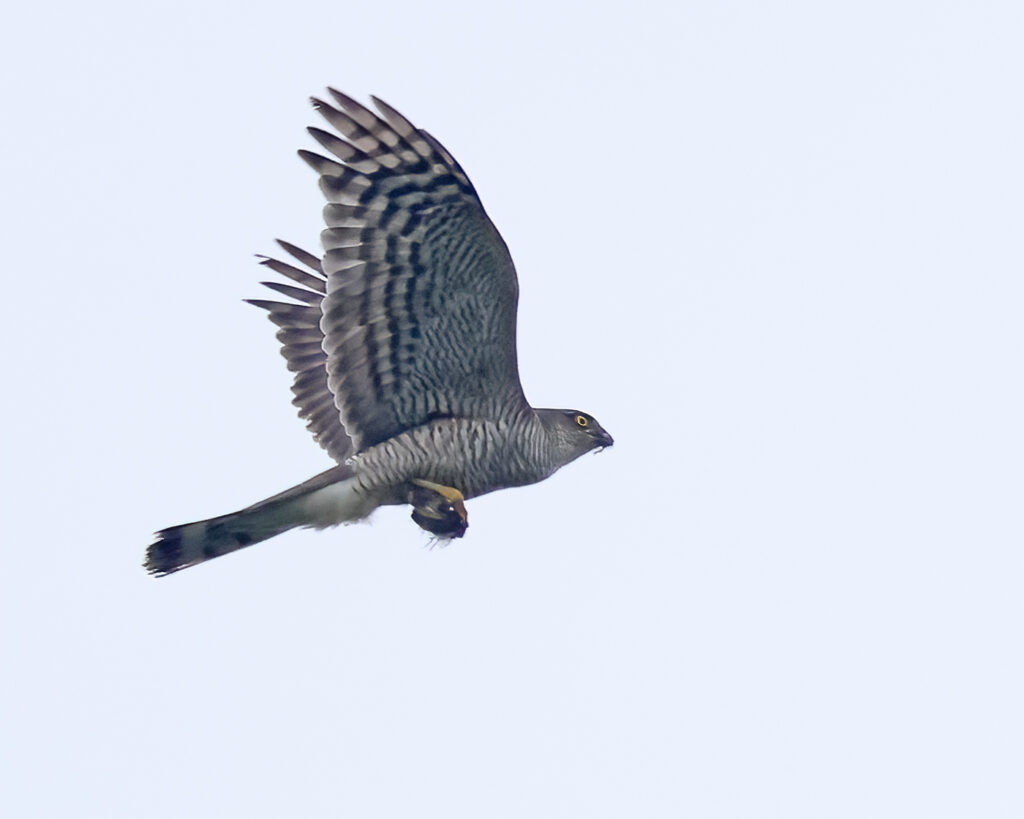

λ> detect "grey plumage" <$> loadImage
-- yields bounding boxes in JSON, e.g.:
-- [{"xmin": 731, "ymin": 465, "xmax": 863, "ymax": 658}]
[{"xmin": 146, "ymin": 90, "xmax": 612, "ymax": 577}]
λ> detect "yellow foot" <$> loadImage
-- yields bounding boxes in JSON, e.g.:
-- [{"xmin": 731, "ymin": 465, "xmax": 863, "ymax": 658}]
[{"xmin": 409, "ymin": 479, "xmax": 469, "ymax": 539}]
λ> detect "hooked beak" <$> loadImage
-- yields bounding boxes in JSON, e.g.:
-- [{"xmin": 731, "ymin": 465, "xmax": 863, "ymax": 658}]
[{"xmin": 596, "ymin": 430, "xmax": 614, "ymax": 450}]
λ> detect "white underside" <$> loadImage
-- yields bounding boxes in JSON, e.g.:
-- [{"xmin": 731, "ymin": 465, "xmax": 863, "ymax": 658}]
[{"xmin": 297, "ymin": 477, "xmax": 379, "ymax": 528}]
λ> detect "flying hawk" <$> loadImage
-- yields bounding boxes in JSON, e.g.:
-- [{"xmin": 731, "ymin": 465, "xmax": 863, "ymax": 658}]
[{"xmin": 146, "ymin": 90, "xmax": 613, "ymax": 576}]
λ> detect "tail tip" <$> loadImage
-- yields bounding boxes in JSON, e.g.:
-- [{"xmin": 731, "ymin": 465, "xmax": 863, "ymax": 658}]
[{"xmin": 144, "ymin": 530, "xmax": 187, "ymax": 577}]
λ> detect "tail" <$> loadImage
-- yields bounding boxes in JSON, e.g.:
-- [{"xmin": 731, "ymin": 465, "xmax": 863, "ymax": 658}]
[{"xmin": 145, "ymin": 465, "xmax": 374, "ymax": 576}]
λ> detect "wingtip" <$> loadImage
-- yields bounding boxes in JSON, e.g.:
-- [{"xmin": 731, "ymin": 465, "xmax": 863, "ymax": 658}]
[
  {"xmin": 243, "ymin": 298, "xmax": 278, "ymax": 313},
  {"xmin": 326, "ymin": 87, "xmax": 358, "ymax": 111},
  {"xmin": 368, "ymin": 94, "xmax": 400, "ymax": 120},
  {"xmin": 297, "ymin": 148, "xmax": 325, "ymax": 173}
]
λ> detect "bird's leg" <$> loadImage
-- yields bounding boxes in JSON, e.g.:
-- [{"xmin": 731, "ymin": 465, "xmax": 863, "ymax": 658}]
[{"xmin": 408, "ymin": 478, "xmax": 469, "ymax": 539}]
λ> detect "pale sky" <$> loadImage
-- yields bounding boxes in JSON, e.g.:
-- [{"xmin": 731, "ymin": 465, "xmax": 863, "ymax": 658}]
[{"xmin": 3, "ymin": 1, "xmax": 1023, "ymax": 817}]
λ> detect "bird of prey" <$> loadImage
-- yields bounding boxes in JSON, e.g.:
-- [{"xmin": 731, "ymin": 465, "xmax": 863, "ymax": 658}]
[{"xmin": 145, "ymin": 90, "xmax": 613, "ymax": 576}]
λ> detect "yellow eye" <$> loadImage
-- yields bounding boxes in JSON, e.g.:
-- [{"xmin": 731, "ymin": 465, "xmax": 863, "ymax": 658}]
[{"xmin": 575, "ymin": 414, "xmax": 589, "ymax": 427}]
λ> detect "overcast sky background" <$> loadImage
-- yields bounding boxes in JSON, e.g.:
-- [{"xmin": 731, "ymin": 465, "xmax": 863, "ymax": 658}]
[{"xmin": 2, "ymin": 1, "xmax": 1022, "ymax": 816}]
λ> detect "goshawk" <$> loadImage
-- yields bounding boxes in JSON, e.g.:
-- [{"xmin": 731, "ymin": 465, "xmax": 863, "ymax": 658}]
[{"xmin": 146, "ymin": 90, "xmax": 613, "ymax": 576}]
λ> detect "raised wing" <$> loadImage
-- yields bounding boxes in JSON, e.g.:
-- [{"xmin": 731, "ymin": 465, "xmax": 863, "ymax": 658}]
[{"xmin": 303, "ymin": 91, "xmax": 528, "ymax": 451}]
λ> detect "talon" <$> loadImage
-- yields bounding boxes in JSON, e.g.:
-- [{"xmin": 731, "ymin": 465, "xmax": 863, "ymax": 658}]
[{"xmin": 411, "ymin": 479, "xmax": 465, "ymax": 508}]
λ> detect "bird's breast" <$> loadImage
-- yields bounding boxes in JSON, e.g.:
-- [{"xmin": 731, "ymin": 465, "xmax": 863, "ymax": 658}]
[{"xmin": 351, "ymin": 414, "xmax": 550, "ymax": 500}]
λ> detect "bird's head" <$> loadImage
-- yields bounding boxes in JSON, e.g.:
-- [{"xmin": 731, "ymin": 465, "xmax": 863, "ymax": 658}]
[{"xmin": 538, "ymin": 408, "xmax": 614, "ymax": 465}]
